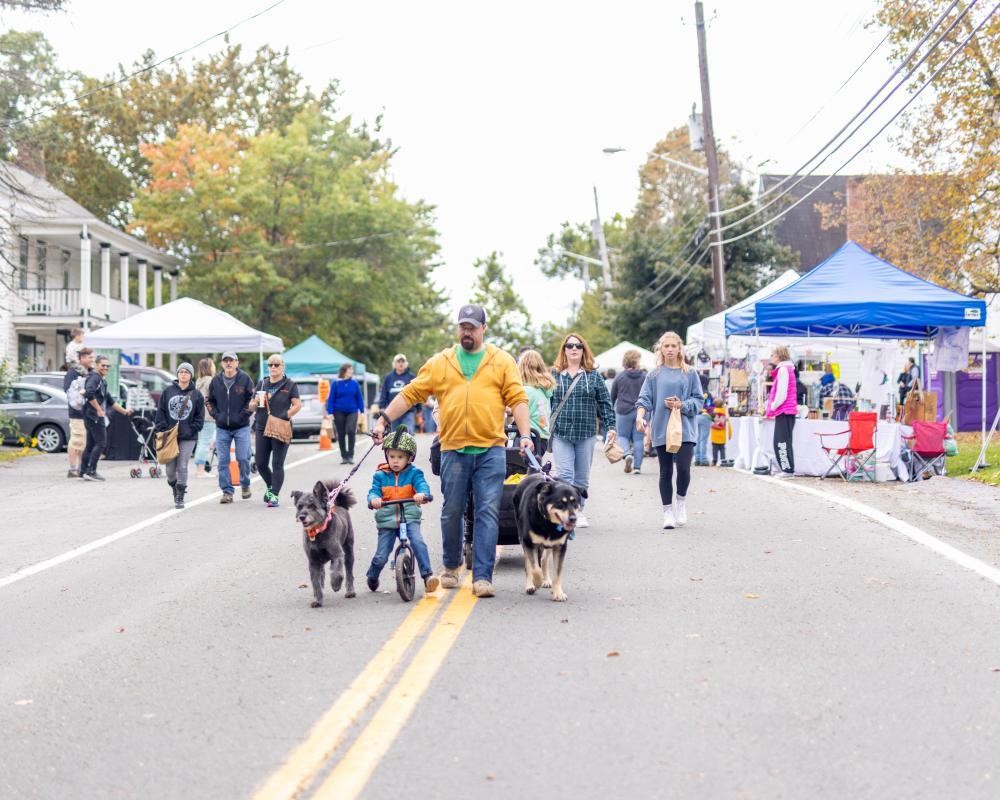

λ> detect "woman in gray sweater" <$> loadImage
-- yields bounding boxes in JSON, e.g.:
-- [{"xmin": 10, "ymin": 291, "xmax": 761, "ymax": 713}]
[
  {"xmin": 635, "ymin": 331, "xmax": 703, "ymax": 530},
  {"xmin": 609, "ymin": 349, "xmax": 647, "ymax": 474}
]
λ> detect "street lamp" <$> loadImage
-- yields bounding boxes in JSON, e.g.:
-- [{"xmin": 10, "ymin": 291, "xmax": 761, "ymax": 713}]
[{"xmin": 603, "ymin": 146, "xmax": 708, "ymax": 176}]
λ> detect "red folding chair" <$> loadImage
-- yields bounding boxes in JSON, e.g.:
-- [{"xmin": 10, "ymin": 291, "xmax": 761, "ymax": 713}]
[
  {"xmin": 902, "ymin": 420, "xmax": 947, "ymax": 481},
  {"xmin": 816, "ymin": 411, "xmax": 878, "ymax": 481}
]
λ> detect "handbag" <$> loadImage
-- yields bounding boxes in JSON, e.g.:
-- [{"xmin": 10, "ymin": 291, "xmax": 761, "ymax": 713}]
[
  {"xmin": 603, "ymin": 438, "xmax": 625, "ymax": 464},
  {"xmin": 155, "ymin": 392, "xmax": 190, "ymax": 463},
  {"xmin": 264, "ymin": 415, "xmax": 293, "ymax": 444},
  {"xmin": 548, "ymin": 372, "xmax": 584, "ymax": 435},
  {"xmin": 665, "ymin": 407, "xmax": 683, "ymax": 454}
]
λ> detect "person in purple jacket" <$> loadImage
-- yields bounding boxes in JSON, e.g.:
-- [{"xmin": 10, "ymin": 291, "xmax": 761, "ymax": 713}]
[{"xmin": 326, "ymin": 363, "xmax": 366, "ymax": 464}]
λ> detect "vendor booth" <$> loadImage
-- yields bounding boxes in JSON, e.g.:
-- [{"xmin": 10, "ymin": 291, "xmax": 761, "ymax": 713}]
[
  {"xmin": 723, "ymin": 241, "xmax": 987, "ymax": 479},
  {"xmin": 282, "ymin": 335, "xmax": 366, "ymax": 377},
  {"xmin": 594, "ymin": 341, "xmax": 656, "ymax": 372}
]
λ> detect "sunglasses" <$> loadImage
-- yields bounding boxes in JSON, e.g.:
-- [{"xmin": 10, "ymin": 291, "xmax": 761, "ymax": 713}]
[
  {"xmin": 267, "ymin": 363, "xmax": 282, "ymax": 367},
  {"xmin": 564, "ymin": 343, "xmax": 584, "ymax": 350}
]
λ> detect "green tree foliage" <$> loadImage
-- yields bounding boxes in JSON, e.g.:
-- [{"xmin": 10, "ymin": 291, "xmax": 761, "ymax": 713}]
[
  {"xmin": 131, "ymin": 108, "xmax": 446, "ymax": 369},
  {"xmin": 469, "ymin": 252, "xmax": 533, "ymax": 355},
  {"xmin": 0, "ymin": 30, "xmax": 66, "ymax": 166},
  {"xmin": 537, "ymin": 214, "xmax": 627, "ymax": 284}
]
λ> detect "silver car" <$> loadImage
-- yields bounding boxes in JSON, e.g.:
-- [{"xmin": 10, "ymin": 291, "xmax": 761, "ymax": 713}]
[
  {"xmin": 292, "ymin": 377, "xmax": 325, "ymax": 439},
  {"xmin": 1, "ymin": 382, "xmax": 71, "ymax": 453}
]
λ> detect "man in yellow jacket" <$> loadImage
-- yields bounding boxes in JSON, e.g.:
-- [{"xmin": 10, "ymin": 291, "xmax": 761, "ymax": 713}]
[{"xmin": 372, "ymin": 304, "xmax": 533, "ymax": 598}]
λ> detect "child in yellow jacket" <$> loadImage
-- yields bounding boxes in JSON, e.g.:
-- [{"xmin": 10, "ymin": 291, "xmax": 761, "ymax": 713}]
[{"xmin": 709, "ymin": 403, "xmax": 732, "ymax": 465}]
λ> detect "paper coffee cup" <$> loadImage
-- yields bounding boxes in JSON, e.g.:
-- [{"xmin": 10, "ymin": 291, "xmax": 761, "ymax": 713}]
[{"xmin": 256, "ymin": 390, "xmax": 267, "ymax": 405}]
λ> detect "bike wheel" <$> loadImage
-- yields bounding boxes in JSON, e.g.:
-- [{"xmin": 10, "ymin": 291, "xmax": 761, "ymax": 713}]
[
  {"xmin": 464, "ymin": 541, "xmax": 473, "ymax": 571},
  {"xmin": 395, "ymin": 547, "xmax": 415, "ymax": 602}
]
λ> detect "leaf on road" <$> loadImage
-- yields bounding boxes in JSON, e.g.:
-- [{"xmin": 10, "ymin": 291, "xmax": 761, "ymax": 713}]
[
  {"xmin": 558, "ymin": 670, "xmax": 572, "ymax": 676},
  {"xmin": 486, "ymin": 774, "xmax": 496, "ymax": 781},
  {"xmin": 991, "ymin": 667, "xmax": 1000, "ymax": 672},
  {"xmin": 689, "ymin": 576, "xmax": 703, "ymax": 582},
  {"xmin": 298, "ymin": 584, "xmax": 308, "ymax": 589},
  {"xmin": 607, "ymin": 651, "xmax": 621, "ymax": 657},
  {"xmin": 304, "ymin": 627, "xmax": 313, "ymax": 632},
  {"xmin": 610, "ymin": 596, "xmax": 622, "ymax": 601},
  {"xmin": 271, "ymin": 634, "xmax": 284, "ymax": 638},
  {"xmin": 744, "ymin": 593, "xmax": 760, "ymax": 600},
  {"xmin": 116, "ymin": 627, "xmax": 126, "ymax": 633},
  {"xmin": 560, "ymin": 618, "xmax": 569, "ymax": 623},
  {"xmin": 14, "ymin": 699, "xmax": 32, "ymax": 706}
]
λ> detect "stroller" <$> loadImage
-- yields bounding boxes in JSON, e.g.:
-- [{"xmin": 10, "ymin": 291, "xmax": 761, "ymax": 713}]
[
  {"xmin": 430, "ymin": 427, "xmax": 541, "ymax": 570},
  {"xmin": 126, "ymin": 386, "xmax": 162, "ymax": 479}
]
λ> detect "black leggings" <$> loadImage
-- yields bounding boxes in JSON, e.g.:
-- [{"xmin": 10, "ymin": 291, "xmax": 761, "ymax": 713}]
[
  {"xmin": 334, "ymin": 411, "xmax": 358, "ymax": 459},
  {"xmin": 82, "ymin": 416, "xmax": 107, "ymax": 474},
  {"xmin": 655, "ymin": 442, "xmax": 694, "ymax": 505},
  {"xmin": 255, "ymin": 432, "xmax": 290, "ymax": 496},
  {"xmin": 773, "ymin": 413, "xmax": 796, "ymax": 473}
]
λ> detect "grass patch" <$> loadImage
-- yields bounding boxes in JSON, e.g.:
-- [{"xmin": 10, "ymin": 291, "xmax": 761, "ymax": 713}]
[
  {"xmin": 0, "ymin": 448, "xmax": 42, "ymax": 464},
  {"xmin": 951, "ymin": 432, "xmax": 1000, "ymax": 486}
]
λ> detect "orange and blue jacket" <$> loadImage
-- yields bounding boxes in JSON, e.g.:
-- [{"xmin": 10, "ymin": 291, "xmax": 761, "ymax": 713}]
[{"xmin": 368, "ymin": 463, "xmax": 430, "ymax": 529}]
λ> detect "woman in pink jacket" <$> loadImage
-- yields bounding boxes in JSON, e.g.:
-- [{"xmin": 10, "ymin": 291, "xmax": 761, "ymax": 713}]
[{"xmin": 766, "ymin": 345, "xmax": 798, "ymax": 475}]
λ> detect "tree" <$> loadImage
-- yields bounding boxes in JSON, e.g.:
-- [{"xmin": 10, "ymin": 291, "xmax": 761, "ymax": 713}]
[
  {"xmin": 869, "ymin": 0, "xmax": 1000, "ymax": 293},
  {"xmin": 536, "ymin": 214, "xmax": 627, "ymax": 285},
  {"xmin": 469, "ymin": 252, "xmax": 533, "ymax": 354}
]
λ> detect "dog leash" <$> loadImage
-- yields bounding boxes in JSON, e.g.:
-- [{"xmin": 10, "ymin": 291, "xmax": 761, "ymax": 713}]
[
  {"xmin": 524, "ymin": 449, "xmax": 555, "ymax": 482},
  {"xmin": 307, "ymin": 437, "xmax": 380, "ymax": 540}
]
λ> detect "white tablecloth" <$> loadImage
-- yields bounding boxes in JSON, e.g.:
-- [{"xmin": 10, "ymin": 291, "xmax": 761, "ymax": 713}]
[{"xmin": 728, "ymin": 417, "xmax": 909, "ymax": 481}]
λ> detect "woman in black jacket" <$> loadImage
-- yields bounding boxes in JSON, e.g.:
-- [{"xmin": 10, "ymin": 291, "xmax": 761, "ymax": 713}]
[{"xmin": 155, "ymin": 362, "xmax": 205, "ymax": 509}]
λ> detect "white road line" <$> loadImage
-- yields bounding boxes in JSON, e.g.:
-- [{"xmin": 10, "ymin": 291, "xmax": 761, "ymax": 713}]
[
  {"xmin": 754, "ymin": 473, "xmax": 1000, "ymax": 587},
  {"xmin": 0, "ymin": 449, "xmax": 335, "ymax": 591}
]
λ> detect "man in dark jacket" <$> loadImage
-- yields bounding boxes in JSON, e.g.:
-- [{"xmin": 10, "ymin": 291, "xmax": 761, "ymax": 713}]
[
  {"xmin": 377, "ymin": 354, "xmax": 418, "ymax": 432},
  {"xmin": 64, "ymin": 347, "xmax": 95, "ymax": 478},
  {"xmin": 155, "ymin": 362, "xmax": 205, "ymax": 509},
  {"xmin": 81, "ymin": 354, "xmax": 132, "ymax": 481},
  {"xmin": 205, "ymin": 352, "xmax": 255, "ymax": 503}
]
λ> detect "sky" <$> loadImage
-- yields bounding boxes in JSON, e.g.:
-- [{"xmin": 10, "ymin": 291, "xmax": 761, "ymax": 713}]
[{"xmin": 3, "ymin": 0, "xmax": 912, "ymax": 325}]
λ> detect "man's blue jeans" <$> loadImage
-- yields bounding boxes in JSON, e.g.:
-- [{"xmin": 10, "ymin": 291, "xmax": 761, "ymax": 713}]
[
  {"xmin": 551, "ymin": 435, "xmax": 596, "ymax": 508},
  {"xmin": 695, "ymin": 413, "xmax": 711, "ymax": 464},
  {"xmin": 216, "ymin": 425, "xmax": 252, "ymax": 495},
  {"xmin": 615, "ymin": 410, "xmax": 644, "ymax": 471},
  {"xmin": 396, "ymin": 410, "xmax": 416, "ymax": 433},
  {"xmin": 368, "ymin": 523, "xmax": 433, "ymax": 580},
  {"xmin": 440, "ymin": 447, "xmax": 505, "ymax": 582}
]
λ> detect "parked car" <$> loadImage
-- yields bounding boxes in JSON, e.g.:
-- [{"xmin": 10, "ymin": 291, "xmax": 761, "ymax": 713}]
[
  {"xmin": 19, "ymin": 372, "xmax": 68, "ymax": 390},
  {"xmin": 0, "ymin": 382, "xmax": 70, "ymax": 453},
  {"xmin": 118, "ymin": 366, "xmax": 175, "ymax": 403},
  {"xmin": 292, "ymin": 377, "xmax": 324, "ymax": 439}
]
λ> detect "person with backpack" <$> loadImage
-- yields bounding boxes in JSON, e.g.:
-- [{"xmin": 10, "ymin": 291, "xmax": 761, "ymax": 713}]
[
  {"xmin": 250, "ymin": 354, "xmax": 302, "ymax": 508},
  {"xmin": 81, "ymin": 355, "xmax": 133, "ymax": 481},
  {"xmin": 325, "ymin": 362, "xmax": 365, "ymax": 465},
  {"xmin": 205, "ymin": 352, "xmax": 256, "ymax": 504},
  {"xmin": 154, "ymin": 363, "xmax": 205, "ymax": 508},
  {"xmin": 63, "ymin": 347, "xmax": 95, "ymax": 478}
]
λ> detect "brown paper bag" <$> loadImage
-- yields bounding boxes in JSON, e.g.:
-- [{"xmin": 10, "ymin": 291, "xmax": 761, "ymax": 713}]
[
  {"xmin": 921, "ymin": 391, "xmax": 937, "ymax": 421},
  {"xmin": 902, "ymin": 379, "xmax": 923, "ymax": 425},
  {"xmin": 665, "ymin": 407, "xmax": 683, "ymax": 453}
]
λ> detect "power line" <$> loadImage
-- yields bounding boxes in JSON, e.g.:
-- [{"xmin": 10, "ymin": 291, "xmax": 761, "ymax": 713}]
[
  {"xmin": 716, "ymin": 2, "xmax": 998, "ymax": 249},
  {"xmin": 714, "ymin": 0, "xmax": 963, "ymax": 220},
  {"xmin": 715, "ymin": 0, "xmax": 977, "ymax": 235},
  {"xmin": 0, "ymin": 0, "xmax": 290, "ymax": 132}
]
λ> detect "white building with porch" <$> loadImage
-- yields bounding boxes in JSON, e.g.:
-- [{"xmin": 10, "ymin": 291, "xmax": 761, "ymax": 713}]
[{"xmin": 1, "ymin": 163, "xmax": 180, "ymax": 370}]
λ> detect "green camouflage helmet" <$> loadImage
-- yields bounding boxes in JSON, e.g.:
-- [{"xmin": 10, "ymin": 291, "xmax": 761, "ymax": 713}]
[{"xmin": 383, "ymin": 425, "xmax": 417, "ymax": 459}]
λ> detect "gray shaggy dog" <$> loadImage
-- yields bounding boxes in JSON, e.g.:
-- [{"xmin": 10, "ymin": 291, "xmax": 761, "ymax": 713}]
[{"xmin": 290, "ymin": 480, "xmax": 357, "ymax": 608}]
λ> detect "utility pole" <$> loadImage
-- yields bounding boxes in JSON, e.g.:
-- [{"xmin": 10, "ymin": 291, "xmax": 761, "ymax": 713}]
[
  {"xmin": 592, "ymin": 186, "xmax": 612, "ymax": 303},
  {"xmin": 695, "ymin": 1, "xmax": 726, "ymax": 312}
]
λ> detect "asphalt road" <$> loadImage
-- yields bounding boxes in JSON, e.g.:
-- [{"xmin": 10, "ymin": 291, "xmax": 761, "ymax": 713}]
[{"xmin": 2, "ymin": 438, "xmax": 999, "ymax": 799}]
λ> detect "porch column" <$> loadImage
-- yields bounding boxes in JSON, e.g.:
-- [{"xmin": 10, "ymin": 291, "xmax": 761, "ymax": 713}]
[
  {"xmin": 152, "ymin": 265, "xmax": 163, "ymax": 368},
  {"xmin": 100, "ymin": 243, "xmax": 111, "ymax": 320},
  {"xmin": 79, "ymin": 226, "xmax": 91, "ymax": 330},
  {"xmin": 168, "ymin": 269, "xmax": 179, "ymax": 372},
  {"xmin": 119, "ymin": 253, "xmax": 130, "ymax": 316},
  {"xmin": 137, "ymin": 259, "xmax": 148, "ymax": 309}
]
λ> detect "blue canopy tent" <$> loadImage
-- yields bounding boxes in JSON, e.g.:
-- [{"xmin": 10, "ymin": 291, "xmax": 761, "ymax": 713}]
[
  {"xmin": 725, "ymin": 240, "xmax": 990, "ymax": 457},
  {"xmin": 281, "ymin": 335, "xmax": 366, "ymax": 377}
]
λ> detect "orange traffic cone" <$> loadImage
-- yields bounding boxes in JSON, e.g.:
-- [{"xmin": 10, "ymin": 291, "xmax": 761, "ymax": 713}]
[
  {"xmin": 319, "ymin": 429, "xmax": 333, "ymax": 451},
  {"xmin": 228, "ymin": 443, "xmax": 240, "ymax": 485}
]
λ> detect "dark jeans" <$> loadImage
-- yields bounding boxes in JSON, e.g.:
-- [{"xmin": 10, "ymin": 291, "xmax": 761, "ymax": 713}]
[
  {"xmin": 333, "ymin": 411, "xmax": 358, "ymax": 459},
  {"xmin": 655, "ymin": 442, "xmax": 694, "ymax": 505},
  {"xmin": 255, "ymin": 431, "xmax": 290, "ymax": 496},
  {"xmin": 712, "ymin": 442, "xmax": 726, "ymax": 464},
  {"xmin": 773, "ymin": 413, "xmax": 796, "ymax": 473},
  {"xmin": 440, "ymin": 447, "xmax": 505, "ymax": 582},
  {"xmin": 368, "ymin": 523, "xmax": 433, "ymax": 580},
  {"xmin": 82, "ymin": 416, "xmax": 107, "ymax": 474}
]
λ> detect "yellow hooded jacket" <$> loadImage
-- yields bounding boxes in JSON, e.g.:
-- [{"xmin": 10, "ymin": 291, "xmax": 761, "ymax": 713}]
[{"xmin": 400, "ymin": 344, "xmax": 528, "ymax": 451}]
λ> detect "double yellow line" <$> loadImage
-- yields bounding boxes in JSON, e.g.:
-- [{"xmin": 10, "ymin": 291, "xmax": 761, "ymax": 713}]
[{"xmin": 254, "ymin": 574, "xmax": 477, "ymax": 800}]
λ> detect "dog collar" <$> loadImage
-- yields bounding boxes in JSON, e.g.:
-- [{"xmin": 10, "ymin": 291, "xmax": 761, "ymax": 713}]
[{"xmin": 305, "ymin": 493, "xmax": 339, "ymax": 540}]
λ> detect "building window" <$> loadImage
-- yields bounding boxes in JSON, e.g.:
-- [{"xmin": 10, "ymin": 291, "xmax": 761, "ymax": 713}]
[
  {"xmin": 18, "ymin": 236, "xmax": 28, "ymax": 290},
  {"xmin": 61, "ymin": 249, "xmax": 71, "ymax": 290},
  {"xmin": 36, "ymin": 241, "xmax": 47, "ymax": 291},
  {"xmin": 111, "ymin": 254, "xmax": 120, "ymax": 300},
  {"xmin": 91, "ymin": 249, "xmax": 100, "ymax": 294}
]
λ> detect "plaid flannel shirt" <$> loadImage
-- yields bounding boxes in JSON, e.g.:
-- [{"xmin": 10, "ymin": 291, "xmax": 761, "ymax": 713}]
[{"xmin": 550, "ymin": 369, "xmax": 616, "ymax": 442}]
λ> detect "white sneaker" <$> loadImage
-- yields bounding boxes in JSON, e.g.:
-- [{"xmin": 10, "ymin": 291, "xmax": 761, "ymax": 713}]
[
  {"xmin": 674, "ymin": 496, "xmax": 687, "ymax": 526},
  {"xmin": 662, "ymin": 506, "xmax": 676, "ymax": 529},
  {"xmin": 624, "ymin": 454, "xmax": 633, "ymax": 473},
  {"xmin": 576, "ymin": 513, "xmax": 589, "ymax": 528}
]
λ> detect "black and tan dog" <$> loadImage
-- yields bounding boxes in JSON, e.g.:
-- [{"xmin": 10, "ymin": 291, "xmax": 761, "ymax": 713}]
[
  {"xmin": 512, "ymin": 473, "xmax": 581, "ymax": 602},
  {"xmin": 290, "ymin": 480, "xmax": 357, "ymax": 608}
]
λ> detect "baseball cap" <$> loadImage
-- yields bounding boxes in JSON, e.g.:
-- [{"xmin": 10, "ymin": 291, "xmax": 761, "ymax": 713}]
[
  {"xmin": 456, "ymin": 304, "xmax": 487, "ymax": 327},
  {"xmin": 393, "ymin": 353, "xmax": 407, "ymax": 363},
  {"xmin": 221, "ymin": 351, "xmax": 238, "ymax": 361}
]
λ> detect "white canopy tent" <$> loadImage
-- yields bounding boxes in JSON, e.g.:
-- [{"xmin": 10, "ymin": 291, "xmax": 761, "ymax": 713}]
[
  {"xmin": 84, "ymin": 297, "xmax": 284, "ymax": 371},
  {"xmin": 594, "ymin": 341, "xmax": 656, "ymax": 372}
]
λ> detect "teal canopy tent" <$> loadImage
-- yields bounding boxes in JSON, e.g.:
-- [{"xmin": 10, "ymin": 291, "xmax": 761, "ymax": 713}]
[{"xmin": 281, "ymin": 335, "xmax": 366, "ymax": 377}]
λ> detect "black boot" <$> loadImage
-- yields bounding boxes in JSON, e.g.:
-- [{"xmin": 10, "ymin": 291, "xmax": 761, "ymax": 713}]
[
  {"xmin": 175, "ymin": 483, "xmax": 186, "ymax": 509},
  {"xmin": 168, "ymin": 479, "xmax": 177, "ymax": 505}
]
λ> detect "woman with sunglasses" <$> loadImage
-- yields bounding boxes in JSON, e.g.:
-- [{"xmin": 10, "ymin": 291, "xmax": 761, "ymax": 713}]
[
  {"xmin": 549, "ymin": 333, "xmax": 616, "ymax": 528},
  {"xmin": 249, "ymin": 355, "xmax": 302, "ymax": 508},
  {"xmin": 635, "ymin": 331, "xmax": 703, "ymax": 530}
]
